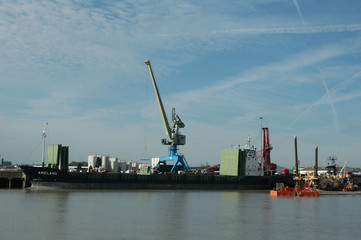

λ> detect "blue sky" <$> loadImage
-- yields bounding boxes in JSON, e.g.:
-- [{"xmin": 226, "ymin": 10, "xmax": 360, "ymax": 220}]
[{"xmin": 1, "ymin": 0, "xmax": 361, "ymax": 168}]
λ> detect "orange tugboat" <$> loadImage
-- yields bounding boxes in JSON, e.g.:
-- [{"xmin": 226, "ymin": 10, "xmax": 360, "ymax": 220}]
[
  {"xmin": 270, "ymin": 184, "xmax": 297, "ymax": 197},
  {"xmin": 270, "ymin": 136, "xmax": 319, "ymax": 197},
  {"xmin": 270, "ymin": 183, "xmax": 319, "ymax": 197}
]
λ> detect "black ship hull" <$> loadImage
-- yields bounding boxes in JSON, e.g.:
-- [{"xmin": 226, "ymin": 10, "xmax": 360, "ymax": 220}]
[{"xmin": 21, "ymin": 165, "xmax": 290, "ymax": 190}]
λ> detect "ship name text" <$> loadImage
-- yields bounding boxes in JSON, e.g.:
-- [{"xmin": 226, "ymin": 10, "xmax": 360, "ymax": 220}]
[{"xmin": 38, "ymin": 171, "xmax": 58, "ymax": 176}]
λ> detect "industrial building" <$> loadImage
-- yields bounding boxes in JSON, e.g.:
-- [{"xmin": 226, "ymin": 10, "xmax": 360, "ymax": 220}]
[
  {"xmin": 88, "ymin": 155, "xmax": 119, "ymax": 172},
  {"xmin": 0, "ymin": 158, "xmax": 12, "ymax": 167}
]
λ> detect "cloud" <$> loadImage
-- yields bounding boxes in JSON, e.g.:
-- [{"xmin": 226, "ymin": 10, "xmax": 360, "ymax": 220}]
[{"xmin": 171, "ymin": 40, "xmax": 359, "ymax": 109}]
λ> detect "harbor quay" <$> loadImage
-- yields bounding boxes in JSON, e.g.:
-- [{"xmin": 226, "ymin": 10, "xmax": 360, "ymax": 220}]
[{"xmin": 0, "ymin": 169, "xmax": 30, "ymax": 189}]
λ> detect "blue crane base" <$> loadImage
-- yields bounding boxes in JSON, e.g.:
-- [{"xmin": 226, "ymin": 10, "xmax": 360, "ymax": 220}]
[{"xmin": 159, "ymin": 146, "xmax": 190, "ymax": 172}]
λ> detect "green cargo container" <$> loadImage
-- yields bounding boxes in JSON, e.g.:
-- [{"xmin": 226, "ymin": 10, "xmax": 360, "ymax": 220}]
[
  {"xmin": 48, "ymin": 144, "xmax": 69, "ymax": 171},
  {"xmin": 219, "ymin": 148, "xmax": 246, "ymax": 177},
  {"xmin": 138, "ymin": 167, "xmax": 149, "ymax": 174},
  {"xmin": 239, "ymin": 149, "xmax": 246, "ymax": 176}
]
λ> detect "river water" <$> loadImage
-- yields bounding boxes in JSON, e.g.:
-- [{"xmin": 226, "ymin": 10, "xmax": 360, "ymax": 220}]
[{"xmin": 0, "ymin": 189, "xmax": 360, "ymax": 240}]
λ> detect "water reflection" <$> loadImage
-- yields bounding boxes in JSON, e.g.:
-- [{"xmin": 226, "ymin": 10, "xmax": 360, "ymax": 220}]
[
  {"xmin": 1, "ymin": 190, "xmax": 361, "ymax": 240},
  {"xmin": 22, "ymin": 190, "xmax": 70, "ymax": 239}
]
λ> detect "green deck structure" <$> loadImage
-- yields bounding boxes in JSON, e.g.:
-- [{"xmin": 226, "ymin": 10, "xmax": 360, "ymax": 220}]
[
  {"xmin": 220, "ymin": 148, "xmax": 246, "ymax": 177},
  {"xmin": 48, "ymin": 144, "xmax": 69, "ymax": 172}
]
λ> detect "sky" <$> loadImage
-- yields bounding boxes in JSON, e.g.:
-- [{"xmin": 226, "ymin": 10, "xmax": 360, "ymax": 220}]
[{"xmin": 1, "ymin": 0, "xmax": 361, "ymax": 169}]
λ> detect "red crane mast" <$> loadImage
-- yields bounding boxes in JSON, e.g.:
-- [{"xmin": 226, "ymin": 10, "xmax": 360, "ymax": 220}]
[{"xmin": 262, "ymin": 127, "xmax": 277, "ymax": 173}]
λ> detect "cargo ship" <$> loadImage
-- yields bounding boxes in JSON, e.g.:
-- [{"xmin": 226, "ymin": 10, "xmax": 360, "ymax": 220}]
[
  {"xmin": 20, "ymin": 136, "xmax": 293, "ymax": 190},
  {"xmin": 20, "ymin": 165, "xmax": 276, "ymax": 190}
]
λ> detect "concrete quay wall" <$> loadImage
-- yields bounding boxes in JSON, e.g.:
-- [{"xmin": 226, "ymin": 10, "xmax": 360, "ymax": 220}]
[{"xmin": 0, "ymin": 170, "xmax": 28, "ymax": 189}]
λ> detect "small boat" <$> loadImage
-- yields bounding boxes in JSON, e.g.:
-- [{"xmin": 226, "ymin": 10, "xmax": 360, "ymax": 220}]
[
  {"xmin": 296, "ymin": 186, "xmax": 319, "ymax": 197},
  {"xmin": 270, "ymin": 183, "xmax": 319, "ymax": 197},
  {"xmin": 270, "ymin": 185, "xmax": 296, "ymax": 197}
]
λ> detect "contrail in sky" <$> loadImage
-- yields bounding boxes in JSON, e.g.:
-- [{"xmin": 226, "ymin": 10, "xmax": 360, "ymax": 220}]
[
  {"xmin": 159, "ymin": 24, "xmax": 361, "ymax": 38},
  {"xmin": 321, "ymin": 76, "xmax": 340, "ymax": 129},
  {"xmin": 288, "ymin": 69, "xmax": 361, "ymax": 129},
  {"xmin": 291, "ymin": 0, "xmax": 340, "ymax": 129},
  {"xmin": 293, "ymin": 0, "xmax": 306, "ymax": 27}
]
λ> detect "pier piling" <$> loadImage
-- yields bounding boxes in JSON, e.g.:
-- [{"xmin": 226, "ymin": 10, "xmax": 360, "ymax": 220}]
[{"xmin": 0, "ymin": 170, "xmax": 26, "ymax": 189}]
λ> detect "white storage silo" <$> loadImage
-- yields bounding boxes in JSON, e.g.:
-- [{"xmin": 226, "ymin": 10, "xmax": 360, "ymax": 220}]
[
  {"xmin": 151, "ymin": 158, "xmax": 160, "ymax": 168},
  {"xmin": 101, "ymin": 156, "xmax": 110, "ymax": 171},
  {"xmin": 88, "ymin": 155, "xmax": 97, "ymax": 169},
  {"xmin": 120, "ymin": 161, "xmax": 128, "ymax": 172},
  {"xmin": 109, "ymin": 157, "xmax": 119, "ymax": 172}
]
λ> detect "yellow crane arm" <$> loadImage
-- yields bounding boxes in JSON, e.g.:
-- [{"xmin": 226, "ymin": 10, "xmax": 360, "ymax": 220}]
[{"xmin": 145, "ymin": 60, "xmax": 173, "ymax": 143}]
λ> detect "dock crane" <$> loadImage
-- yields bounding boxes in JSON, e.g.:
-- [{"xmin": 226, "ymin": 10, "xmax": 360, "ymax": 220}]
[
  {"xmin": 261, "ymin": 127, "xmax": 277, "ymax": 175},
  {"xmin": 144, "ymin": 60, "xmax": 190, "ymax": 172}
]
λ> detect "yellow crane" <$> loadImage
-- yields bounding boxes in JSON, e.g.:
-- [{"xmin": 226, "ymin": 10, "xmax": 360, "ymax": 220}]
[{"xmin": 145, "ymin": 60, "xmax": 189, "ymax": 172}]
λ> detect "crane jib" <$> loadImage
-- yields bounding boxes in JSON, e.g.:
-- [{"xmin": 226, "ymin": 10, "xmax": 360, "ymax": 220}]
[{"xmin": 145, "ymin": 60, "xmax": 173, "ymax": 143}]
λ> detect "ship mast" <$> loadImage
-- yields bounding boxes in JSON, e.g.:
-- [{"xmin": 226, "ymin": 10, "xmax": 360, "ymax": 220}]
[{"xmin": 41, "ymin": 122, "xmax": 48, "ymax": 167}]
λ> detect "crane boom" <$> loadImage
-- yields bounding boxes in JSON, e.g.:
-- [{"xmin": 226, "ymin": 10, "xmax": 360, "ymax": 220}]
[
  {"xmin": 145, "ymin": 60, "xmax": 173, "ymax": 144},
  {"xmin": 339, "ymin": 160, "xmax": 349, "ymax": 177}
]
